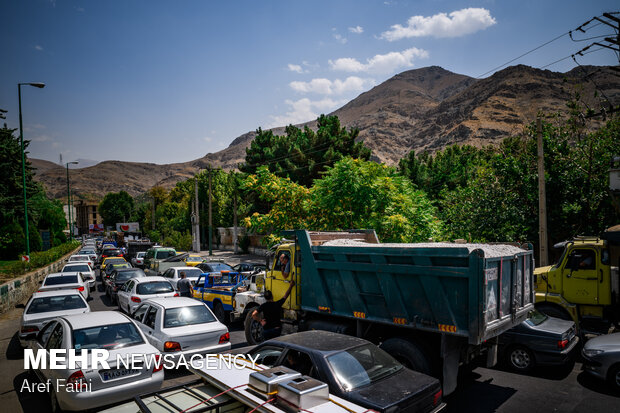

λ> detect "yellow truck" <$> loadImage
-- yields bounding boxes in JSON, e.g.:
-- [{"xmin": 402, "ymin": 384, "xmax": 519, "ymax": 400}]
[{"xmin": 534, "ymin": 225, "xmax": 620, "ymax": 333}]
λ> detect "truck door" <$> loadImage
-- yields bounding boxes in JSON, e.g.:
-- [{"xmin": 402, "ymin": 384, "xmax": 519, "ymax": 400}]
[
  {"xmin": 267, "ymin": 248, "xmax": 299, "ymax": 311},
  {"xmin": 562, "ymin": 248, "xmax": 599, "ymax": 305}
]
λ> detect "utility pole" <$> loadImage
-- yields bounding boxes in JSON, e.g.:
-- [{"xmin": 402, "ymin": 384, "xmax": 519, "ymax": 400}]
[
  {"xmin": 537, "ymin": 118, "xmax": 549, "ymax": 266},
  {"xmin": 232, "ymin": 173, "xmax": 238, "ymax": 254},
  {"xmin": 207, "ymin": 165, "xmax": 213, "ymax": 256},
  {"xmin": 192, "ymin": 176, "xmax": 201, "ymax": 252}
]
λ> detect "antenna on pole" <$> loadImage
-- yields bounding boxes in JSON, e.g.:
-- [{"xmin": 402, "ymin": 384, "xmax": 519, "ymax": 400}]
[{"xmin": 59, "ymin": 153, "xmax": 63, "ymax": 165}]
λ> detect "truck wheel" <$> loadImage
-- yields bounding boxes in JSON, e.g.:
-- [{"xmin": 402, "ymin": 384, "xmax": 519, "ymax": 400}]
[
  {"xmin": 535, "ymin": 303, "xmax": 572, "ymax": 321},
  {"xmin": 607, "ymin": 364, "xmax": 620, "ymax": 391},
  {"xmin": 244, "ymin": 310, "xmax": 264, "ymax": 345},
  {"xmin": 380, "ymin": 338, "xmax": 432, "ymax": 376},
  {"xmin": 505, "ymin": 345, "xmax": 535, "ymax": 373},
  {"xmin": 214, "ymin": 302, "xmax": 226, "ymax": 324}
]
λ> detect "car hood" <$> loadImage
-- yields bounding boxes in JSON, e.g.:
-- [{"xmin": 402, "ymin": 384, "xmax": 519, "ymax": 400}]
[
  {"xmin": 345, "ymin": 368, "xmax": 440, "ymax": 411},
  {"xmin": 584, "ymin": 332, "xmax": 620, "ymax": 351},
  {"xmin": 533, "ymin": 317, "xmax": 575, "ymax": 335}
]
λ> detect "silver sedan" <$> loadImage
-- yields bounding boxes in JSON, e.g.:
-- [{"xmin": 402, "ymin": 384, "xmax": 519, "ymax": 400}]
[
  {"xmin": 129, "ymin": 297, "xmax": 231, "ymax": 359},
  {"xmin": 28, "ymin": 311, "xmax": 164, "ymax": 411},
  {"xmin": 116, "ymin": 276, "xmax": 178, "ymax": 314}
]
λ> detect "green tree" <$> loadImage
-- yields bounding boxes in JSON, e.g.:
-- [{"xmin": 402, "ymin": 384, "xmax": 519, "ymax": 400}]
[
  {"xmin": 240, "ymin": 115, "xmax": 371, "ymax": 187},
  {"xmin": 98, "ymin": 191, "xmax": 135, "ymax": 227}
]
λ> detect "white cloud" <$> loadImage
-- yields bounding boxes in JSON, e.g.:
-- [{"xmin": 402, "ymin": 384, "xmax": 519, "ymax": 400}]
[
  {"xmin": 203, "ymin": 136, "xmax": 213, "ymax": 143},
  {"xmin": 289, "ymin": 76, "xmax": 375, "ymax": 95},
  {"xmin": 32, "ymin": 134, "xmax": 52, "ymax": 142},
  {"xmin": 329, "ymin": 47, "xmax": 428, "ymax": 74},
  {"xmin": 287, "ymin": 64, "xmax": 303, "ymax": 73},
  {"xmin": 333, "ymin": 33, "xmax": 347, "ymax": 44},
  {"xmin": 380, "ymin": 8, "xmax": 496, "ymax": 40},
  {"xmin": 268, "ymin": 98, "xmax": 345, "ymax": 128},
  {"xmin": 34, "ymin": 45, "xmax": 43, "ymax": 51},
  {"xmin": 348, "ymin": 26, "xmax": 364, "ymax": 34}
]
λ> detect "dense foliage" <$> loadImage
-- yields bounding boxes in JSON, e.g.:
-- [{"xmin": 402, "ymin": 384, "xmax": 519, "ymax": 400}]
[
  {"xmin": 0, "ymin": 126, "xmax": 67, "ymax": 259},
  {"xmin": 98, "ymin": 191, "xmax": 135, "ymax": 227}
]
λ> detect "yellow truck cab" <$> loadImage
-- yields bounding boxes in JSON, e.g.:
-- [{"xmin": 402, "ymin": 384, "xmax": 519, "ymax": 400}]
[
  {"xmin": 534, "ymin": 225, "xmax": 620, "ymax": 333},
  {"xmin": 264, "ymin": 241, "xmax": 301, "ymax": 320}
]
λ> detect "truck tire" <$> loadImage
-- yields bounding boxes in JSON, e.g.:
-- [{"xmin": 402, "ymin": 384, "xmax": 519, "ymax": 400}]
[
  {"xmin": 380, "ymin": 337, "xmax": 432, "ymax": 376},
  {"xmin": 244, "ymin": 309, "xmax": 264, "ymax": 345},
  {"xmin": 535, "ymin": 303, "xmax": 572, "ymax": 321},
  {"xmin": 213, "ymin": 302, "xmax": 226, "ymax": 324}
]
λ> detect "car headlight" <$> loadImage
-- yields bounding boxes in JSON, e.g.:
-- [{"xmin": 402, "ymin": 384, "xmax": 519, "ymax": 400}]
[{"xmin": 583, "ymin": 348, "xmax": 604, "ymax": 357}]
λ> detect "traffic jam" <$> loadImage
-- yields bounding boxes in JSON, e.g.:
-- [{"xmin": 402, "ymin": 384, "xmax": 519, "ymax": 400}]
[{"xmin": 13, "ymin": 229, "xmax": 620, "ymax": 412}]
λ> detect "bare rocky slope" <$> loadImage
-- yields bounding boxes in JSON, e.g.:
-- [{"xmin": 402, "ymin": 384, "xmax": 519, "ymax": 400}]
[{"xmin": 32, "ymin": 64, "xmax": 619, "ymax": 200}]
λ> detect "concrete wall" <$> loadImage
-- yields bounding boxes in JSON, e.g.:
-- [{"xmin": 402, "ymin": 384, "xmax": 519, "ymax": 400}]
[{"xmin": 0, "ymin": 248, "xmax": 80, "ymax": 314}]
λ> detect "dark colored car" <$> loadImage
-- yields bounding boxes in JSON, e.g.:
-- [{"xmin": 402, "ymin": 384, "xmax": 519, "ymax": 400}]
[
  {"xmin": 245, "ymin": 330, "xmax": 445, "ymax": 413},
  {"xmin": 582, "ymin": 332, "xmax": 620, "ymax": 391},
  {"xmin": 232, "ymin": 262, "xmax": 266, "ymax": 275},
  {"xmin": 102, "ymin": 262, "xmax": 132, "ymax": 284},
  {"xmin": 106, "ymin": 268, "xmax": 147, "ymax": 303},
  {"xmin": 499, "ymin": 310, "xmax": 579, "ymax": 372},
  {"xmin": 196, "ymin": 262, "xmax": 235, "ymax": 273}
]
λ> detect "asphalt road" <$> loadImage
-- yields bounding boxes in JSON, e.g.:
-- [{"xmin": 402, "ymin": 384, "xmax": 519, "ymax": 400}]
[{"xmin": 1, "ymin": 250, "xmax": 619, "ymax": 412}]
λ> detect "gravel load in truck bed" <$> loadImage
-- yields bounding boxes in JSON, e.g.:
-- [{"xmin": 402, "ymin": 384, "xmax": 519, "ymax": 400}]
[{"xmin": 321, "ymin": 239, "xmax": 526, "ymax": 258}]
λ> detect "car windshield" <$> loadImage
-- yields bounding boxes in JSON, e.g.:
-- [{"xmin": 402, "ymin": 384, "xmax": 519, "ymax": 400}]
[
  {"xmin": 115, "ymin": 270, "xmax": 145, "ymax": 282},
  {"xmin": 27, "ymin": 295, "xmax": 86, "ymax": 314},
  {"xmin": 44, "ymin": 275, "xmax": 78, "ymax": 285},
  {"xmin": 207, "ymin": 263, "xmax": 234, "ymax": 272},
  {"xmin": 63, "ymin": 264, "xmax": 90, "ymax": 272},
  {"xmin": 73, "ymin": 322, "xmax": 144, "ymax": 352},
  {"xmin": 326, "ymin": 344, "xmax": 403, "ymax": 391},
  {"xmin": 136, "ymin": 281, "xmax": 174, "ymax": 295},
  {"xmin": 163, "ymin": 305, "xmax": 216, "ymax": 328},
  {"xmin": 525, "ymin": 310, "xmax": 548, "ymax": 326}
]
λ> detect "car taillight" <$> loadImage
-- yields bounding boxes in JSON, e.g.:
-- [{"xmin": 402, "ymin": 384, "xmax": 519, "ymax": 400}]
[
  {"xmin": 102, "ymin": 254, "xmax": 108, "ymax": 258},
  {"xmin": 153, "ymin": 354, "xmax": 163, "ymax": 372},
  {"xmin": 76, "ymin": 286, "xmax": 84, "ymax": 292},
  {"xmin": 219, "ymin": 332, "xmax": 230, "ymax": 344},
  {"xmin": 164, "ymin": 341, "xmax": 182, "ymax": 352},
  {"xmin": 433, "ymin": 389, "xmax": 442, "ymax": 406},
  {"xmin": 21, "ymin": 325, "xmax": 39, "ymax": 334},
  {"xmin": 173, "ymin": 292, "xmax": 179, "ymax": 297},
  {"xmin": 557, "ymin": 339, "xmax": 569, "ymax": 349},
  {"xmin": 67, "ymin": 370, "xmax": 88, "ymax": 390},
  {"xmin": 131, "ymin": 296, "xmax": 141, "ymax": 303}
]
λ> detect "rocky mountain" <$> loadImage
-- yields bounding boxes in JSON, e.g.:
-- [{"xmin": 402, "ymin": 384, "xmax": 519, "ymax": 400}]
[{"xmin": 32, "ymin": 64, "xmax": 620, "ymax": 200}]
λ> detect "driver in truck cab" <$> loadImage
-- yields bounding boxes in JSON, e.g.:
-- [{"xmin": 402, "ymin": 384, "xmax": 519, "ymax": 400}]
[{"xmin": 252, "ymin": 280, "xmax": 295, "ymax": 340}]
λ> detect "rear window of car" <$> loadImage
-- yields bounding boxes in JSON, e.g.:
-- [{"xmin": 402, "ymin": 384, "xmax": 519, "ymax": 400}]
[
  {"xmin": 155, "ymin": 250, "xmax": 176, "ymax": 259},
  {"xmin": 69, "ymin": 256, "xmax": 90, "ymax": 261},
  {"xmin": 44, "ymin": 275, "xmax": 78, "ymax": 285},
  {"xmin": 73, "ymin": 322, "xmax": 144, "ymax": 352},
  {"xmin": 116, "ymin": 271, "xmax": 145, "ymax": 282},
  {"xmin": 136, "ymin": 252, "xmax": 146, "ymax": 258},
  {"xmin": 136, "ymin": 281, "xmax": 174, "ymax": 295},
  {"xmin": 105, "ymin": 258, "xmax": 125, "ymax": 264},
  {"xmin": 63, "ymin": 264, "xmax": 90, "ymax": 272},
  {"xmin": 183, "ymin": 268, "xmax": 203, "ymax": 278},
  {"xmin": 206, "ymin": 263, "xmax": 234, "ymax": 272},
  {"xmin": 27, "ymin": 295, "xmax": 86, "ymax": 314},
  {"xmin": 163, "ymin": 305, "xmax": 216, "ymax": 328}
]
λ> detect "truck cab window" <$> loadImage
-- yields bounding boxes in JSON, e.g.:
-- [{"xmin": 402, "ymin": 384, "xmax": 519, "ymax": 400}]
[{"xmin": 568, "ymin": 249, "xmax": 596, "ymax": 270}]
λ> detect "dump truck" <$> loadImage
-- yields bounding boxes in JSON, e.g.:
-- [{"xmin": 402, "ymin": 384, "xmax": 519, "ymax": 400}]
[
  {"xmin": 244, "ymin": 230, "xmax": 535, "ymax": 395},
  {"xmin": 534, "ymin": 225, "xmax": 620, "ymax": 334}
]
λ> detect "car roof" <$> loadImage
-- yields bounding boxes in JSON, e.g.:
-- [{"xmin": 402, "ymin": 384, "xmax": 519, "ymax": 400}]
[
  {"xmin": 133, "ymin": 276, "xmax": 169, "ymax": 283},
  {"xmin": 31, "ymin": 290, "xmax": 86, "ymax": 299},
  {"xmin": 170, "ymin": 266, "xmax": 201, "ymax": 271},
  {"xmin": 264, "ymin": 331, "xmax": 371, "ymax": 353},
  {"xmin": 46, "ymin": 272, "xmax": 81, "ymax": 277},
  {"xmin": 115, "ymin": 268, "xmax": 144, "ymax": 273},
  {"xmin": 144, "ymin": 297, "xmax": 205, "ymax": 308},
  {"xmin": 63, "ymin": 311, "xmax": 131, "ymax": 329}
]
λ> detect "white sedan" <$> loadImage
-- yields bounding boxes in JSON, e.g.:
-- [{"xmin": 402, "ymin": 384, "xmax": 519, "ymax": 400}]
[
  {"xmin": 160, "ymin": 266, "xmax": 204, "ymax": 289},
  {"xmin": 19, "ymin": 290, "xmax": 90, "ymax": 347},
  {"xmin": 130, "ymin": 297, "xmax": 230, "ymax": 358},
  {"xmin": 39, "ymin": 272, "xmax": 90, "ymax": 301},
  {"xmin": 28, "ymin": 311, "xmax": 163, "ymax": 411},
  {"xmin": 62, "ymin": 262, "xmax": 96, "ymax": 291},
  {"xmin": 116, "ymin": 276, "xmax": 178, "ymax": 315}
]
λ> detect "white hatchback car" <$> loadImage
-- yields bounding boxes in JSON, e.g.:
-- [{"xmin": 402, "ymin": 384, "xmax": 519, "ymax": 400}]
[
  {"xmin": 28, "ymin": 311, "xmax": 164, "ymax": 411},
  {"xmin": 130, "ymin": 297, "xmax": 230, "ymax": 359},
  {"xmin": 161, "ymin": 266, "xmax": 204, "ymax": 290},
  {"xmin": 116, "ymin": 276, "xmax": 178, "ymax": 314},
  {"xmin": 19, "ymin": 290, "xmax": 90, "ymax": 346},
  {"xmin": 39, "ymin": 272, "xmax": 90, "ymax": 301},
  {"xmin": 62, "ymin": 262, "xmax": 96, "ymax": 291}
]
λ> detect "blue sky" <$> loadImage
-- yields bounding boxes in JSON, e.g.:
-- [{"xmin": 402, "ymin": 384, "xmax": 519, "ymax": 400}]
[{"xmin": 1, "ymin": 0, "xmax": 617, "ymax": 165}]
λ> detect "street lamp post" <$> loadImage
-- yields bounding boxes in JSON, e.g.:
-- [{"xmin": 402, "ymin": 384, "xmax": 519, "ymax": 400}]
[
  {"xmin": 66, "ymin": 162, "xmax": 79, "ymax": 241},
  {"xmin": 18, "ymin": 82, "xmax": 45, "ymax": 258}
]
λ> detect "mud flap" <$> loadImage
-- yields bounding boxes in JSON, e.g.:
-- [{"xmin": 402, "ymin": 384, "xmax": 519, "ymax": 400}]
[
  {"xmin": 485, "ymin": 338, "xmax": 498, "ymax": 367},
  {"xmin": 441, "ymin": 334, "xmax": 461, "ymax": 396}
]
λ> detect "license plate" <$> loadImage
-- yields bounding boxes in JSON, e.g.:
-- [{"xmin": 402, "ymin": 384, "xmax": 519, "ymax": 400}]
[{"xmin": 101, "ymin": 368, "xmax": 141, "ymax": 381}]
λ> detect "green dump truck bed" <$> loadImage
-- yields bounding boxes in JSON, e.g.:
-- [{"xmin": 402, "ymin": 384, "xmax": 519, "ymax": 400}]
[{"xmin": 290, "ymin": 230, "xmax": 534, "ymax": 345}]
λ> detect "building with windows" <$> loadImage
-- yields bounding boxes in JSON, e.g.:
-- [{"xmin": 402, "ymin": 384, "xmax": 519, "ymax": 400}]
[{"xmin": 75, "ymin": 200, "xmax": 103, "ymax": 234}]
